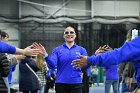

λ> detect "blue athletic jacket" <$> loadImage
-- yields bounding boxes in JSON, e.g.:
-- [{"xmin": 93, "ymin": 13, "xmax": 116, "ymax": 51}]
[
  {"xmin": 45, "ymin": 43, "xmax": 87, "ymax": 84},
  {"xmin": 0, "ymin": 41, "xmax": 16, "ymax": 54},
  {"xmin": 87, "ymin": 36, "xmax": 140, "ymax": 86},
  {"xmin": 104, "ymin": 65, "xmax": 119, "ymax": 80}
]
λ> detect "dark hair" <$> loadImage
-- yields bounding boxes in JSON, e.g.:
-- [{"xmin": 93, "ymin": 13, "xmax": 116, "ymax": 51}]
[{"xmin": 1, "ymin": 31, "xmax": 9, "ymax": 39}]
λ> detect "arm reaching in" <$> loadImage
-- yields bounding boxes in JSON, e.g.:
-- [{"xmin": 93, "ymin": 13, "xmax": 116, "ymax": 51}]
[
  {"xmin": 0, "ymin": 40, "xmax": 39, "ymax": 56},
  {"xmin": 72, "ymin": 45, "xmax": 110, "ymax": 68},
  {"xmin": 16, "ymin": 47, "xmax": 39, "ymax": 56},
  {"xmin": 72, "ymin": 36, "xmax": 140, "ymax": 68}
]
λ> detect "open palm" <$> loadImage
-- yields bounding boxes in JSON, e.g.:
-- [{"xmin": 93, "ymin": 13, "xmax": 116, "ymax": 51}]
[{"xmin": 32, "ymin": 42, "xmax": 47, "ymax": 56}]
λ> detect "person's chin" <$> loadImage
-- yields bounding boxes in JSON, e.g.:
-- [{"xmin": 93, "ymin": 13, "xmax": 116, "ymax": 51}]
[{"xmin": 67, "ymin": 40, "xmax": 74, "ymax": 42}]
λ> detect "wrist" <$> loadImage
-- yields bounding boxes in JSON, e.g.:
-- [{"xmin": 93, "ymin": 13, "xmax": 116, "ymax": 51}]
[{"xmin": 23, "ymin": 49, "xmax": 27, "ymax": 56}]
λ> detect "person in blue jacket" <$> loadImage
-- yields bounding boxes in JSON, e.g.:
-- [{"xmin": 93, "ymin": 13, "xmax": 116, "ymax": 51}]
[
  {"xmin": 95, "ymin": 45, "xmax": 119, "ymax": 93},
  {"xmin": 72, "ymin": 35, "xmax": 140, "ymax": 92},
  {"xmin": 32, "ymin": 26, "xmax": 88, "ymax": 93},
  {"xmin": 0, "ymin": 30, "xmax": 40, "ymax": 92},
  {"xmin": 0, "ymin": 30, "xmax": 39, "ymax": 55},
  {"xmin": 103, "ymin": 65, "xmax": 119, "ymax": 93},
  {"xmin": 0, "ymin": 40, "xmax": 38, "ymax": 56},
  {"xmin": 72, "ymin": 36, "xmax": 140, "ymax": 67}
]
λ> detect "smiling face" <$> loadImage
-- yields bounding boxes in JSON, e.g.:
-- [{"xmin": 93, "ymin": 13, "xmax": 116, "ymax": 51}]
[{"xmin": 63, "ymin": 26, "xmax": 76, "ymax": 43}]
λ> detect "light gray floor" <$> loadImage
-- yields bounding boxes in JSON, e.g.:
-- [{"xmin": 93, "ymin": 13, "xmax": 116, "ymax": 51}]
[
  {"xmin": 89, "ymin": 83, "xmax": 122, "ymax": 93},
  {"xmin": 89, "ymin": 83, "xmax": 105, "ymax": 93}
]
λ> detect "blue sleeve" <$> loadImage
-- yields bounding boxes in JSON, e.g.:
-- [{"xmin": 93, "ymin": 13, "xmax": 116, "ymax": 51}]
[
  {"xmin": 81, "ymin": 47, "xmax": 88, "ymax": 56},
  {"xmin": 88, "ymin": 49, "xmax": 120, "ymax": 67},
  {"xmin": 87, "ymin": 36, "xmax": 140, "ymax": 67},
  {"xmin": 0, "ymin": 41, "xmax": 16, "ymax": 54},
  {"xmin": 11, "ymin": 66, "xmax": 16, "ymax": 71},
  {"xmin": 81, "ymin": 47, "xmax": 91, "ymax": 69},
  {"xmin": 44, "ymin": 48, "xmax": 57, "ymax": 69}
]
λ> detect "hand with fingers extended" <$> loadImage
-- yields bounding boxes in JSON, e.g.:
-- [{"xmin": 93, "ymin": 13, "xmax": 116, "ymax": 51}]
[
  {"xmin": 72, "ymin": 55, "xmax": 88, "ymax": 68},
  {"xmin": 0, "ymin": 54, "xmax": 10, "ymax": 77},
  {"xmin": 95, "ymin": 46, "xmax": 105, "ymax": 55},
  {"xmin": 95, "ymin": 45, "xmax": 112, "ymax": 56},
  {"xmin": 23, "ymin": 45, "xmax": 40, "ymax": 56},
  {"xmin": 101, "ymin": 45, "xmax": 112, "ymax": 51},
  {"xmin": 32, "ymin": 42, "xmax": 47, "ymax": 56},
  {"xmin": 24, "ymin": 48, "xmax": 39, "ymax": 56},
  {"xmin": 15, "ymin": 44, "xmax": 40, "ymax": 56}
]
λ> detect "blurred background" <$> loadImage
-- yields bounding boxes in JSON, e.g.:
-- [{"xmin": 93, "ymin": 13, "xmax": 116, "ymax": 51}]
[{"xmin": 0, "ymin": 0, "xmax": 140, "ymax": 85}]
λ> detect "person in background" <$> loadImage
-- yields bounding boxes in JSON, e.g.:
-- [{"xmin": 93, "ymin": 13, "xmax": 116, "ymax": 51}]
[
  {"xmin": 19, "ymin": 56, "xmax": 40, "ymax": 93},
  {"xmin": 103, "ymin": 65, "xmax": 119, "ymax": 93},
  {"xmin": 0, "ymin": 30, "xmax": 39, "ymax": 93},
  {"xmin": 35, "ymin": 54, "xmax": 48, "ymax": 93},
  {"xmin": 44, "ymin": 69, "xmax": 56, "ymax": 93},
  {"xmin": 0, "ymin": 39, "xmax": 38, "ymax": 56},
  {"xmin": 90, "ymin": 66, "xmax": 99, "ymax": 86},
  {"xmin": 1, "ymin": 31, "xmax": 25, "ymax": 93},
  {"xmin": 33, "ymin": 26, "xmax": 88, "ymax": 93},
  {"xmin": 119, "ymin": 62, "xmax": 137, "ymax": 93},
  {"xmin": 0, "ymin": 30, "xmax": 39, "ymax": 56},
  {"xmin": 72, "ymin": 30, "xmax": 140, "ymax": 93},
  {"xmin": 118, "ymin": 28, "xmax": 138, "ymax": 93},
  {"xmin": 96, "ymin": 45, "xmax": 119, "ymax": 93},
  {"xmin": 0, "ymin": 54, "xmax": 10, "ymax": 93}
]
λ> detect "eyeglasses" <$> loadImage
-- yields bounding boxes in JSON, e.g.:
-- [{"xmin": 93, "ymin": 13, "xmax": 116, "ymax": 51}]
[{"xmin": 64, "ymin": 31, "xmax": 75, "ymax": 35}]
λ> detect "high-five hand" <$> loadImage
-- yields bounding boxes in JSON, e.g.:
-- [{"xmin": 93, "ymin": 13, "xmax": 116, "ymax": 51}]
[
  {"xmin": 32, "ymin": 42, "xmax": 47, "ymax": 56},
  {"xmin": 72, "ymin": 55, "xmax": 88, "ymax": 68}
]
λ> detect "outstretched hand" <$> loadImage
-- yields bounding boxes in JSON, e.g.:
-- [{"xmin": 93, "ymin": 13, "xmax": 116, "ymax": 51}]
[
  {"xmin": 95, "ymin": 45, "xmax": 112, "ymax": 55},
  {"xmin": 32, "ymin": 42, "xmax": 47, "ymax": 56},
  {"xmin": 24, "ymin": 46, "xmax": 40, "ymax": 56},
  {"xmin": 95, "ymin": 46, "xmax": 105, "ymax": 55},
  {"xmin": 72, "ymin": 55, "xmax": 88, "ymax": 68},
  {"xmin": 101, "ymin": 45, "xmax": 112, "ymax": 51}
]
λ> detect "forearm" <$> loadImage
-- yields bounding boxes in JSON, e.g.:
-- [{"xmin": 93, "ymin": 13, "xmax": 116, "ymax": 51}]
[
  {"xmin": 87, "ymin": 36, "xmax": 140, "ymax": 67},
  {"xmin": 87, "ymin": 50, "xmax": 119, "ymax": 67},
  {"xmin": 15, "ymin": 48, "xmax": 26, "ymax": 55},
  {"xmin": 119, "ymin": 36, "xmax": 140, "ymax": 62},
  {"xmin": 0, "ymin": 41, "xmax": 16, "ymax": 54}
]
